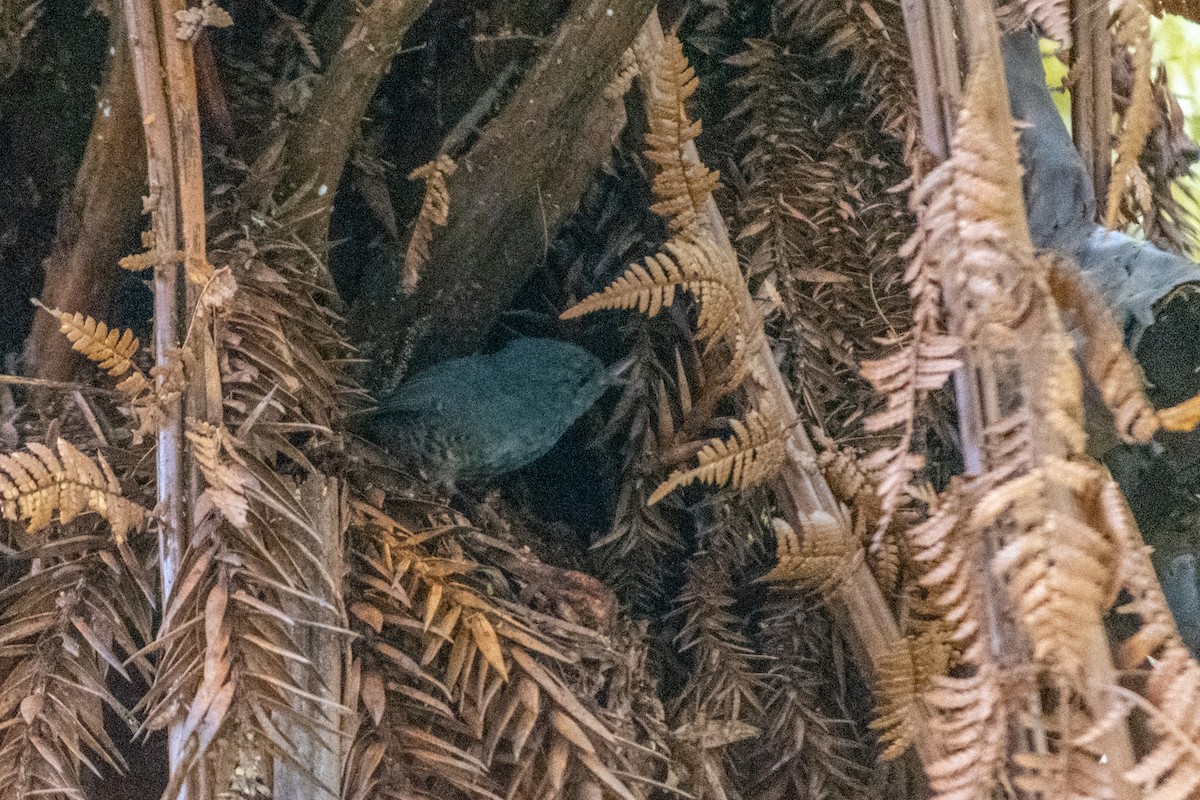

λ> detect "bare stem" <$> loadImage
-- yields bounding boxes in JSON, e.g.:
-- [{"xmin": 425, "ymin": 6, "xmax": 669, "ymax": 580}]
[{"xmin": 121, "ymin": 0, "xmax": 214, "ymax": 794}]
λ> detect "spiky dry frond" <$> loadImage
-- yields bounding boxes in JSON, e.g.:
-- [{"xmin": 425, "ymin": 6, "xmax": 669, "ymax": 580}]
[
  {"xmin": 671, "ymin": 550, "xmax": 764, "ymax": 724},
  {"xmin": 209, "ymin": 197, "xmax": 364, "ymax": 444},
  {"xmin": 0, "ymin": 438, "xmax": 146, "ymax": 540},
  {"xmin": 591, "ymin": 329, "xmax": 684, "ymax": 612},
  {"xmin": 403, "ymin": 154, "xmax": 457, "ymax": 294},
  {"xmin": 773, "ymin": 0, "xmax": 923, "ymax": 166},
  {"xmin": 0, "ymin": 517, "xmax": 152, "ymax": 800},
  {"xmin": 1122, "ymin": 62, "xmax": 1200, "ymax": 252},
  {"xmin": 565, "ymin": 38, "xmax": 757, "ymax": 387},
  {"xmin": 1107, "ymin": 0, "xmax": 1157, "ymax": 229},
  {"xmin": 1121, "ymin": 642, "xmax": 1200, "ymax": 800},
  {"xmin": 645, "ymin": 34, "xmax": 721, "ymax": 233},
  {"xmin": 650, "ymin": 401, "xmax": 789, "ymax": 504},
  {"xmin": 907, "ymin": 480, "xmax": 979, "ymax": 645},
  {"xmin": 746, "ymin": 599, "xmax": 874, "ymax": 800},
  {"xmin": 668, "ymin": 542, "xmax": 765, "ymax": 799},
  {"xmin": 346, "ymin": 500, "xmax": 652, "ymax": 800},
  {"xmin": 729, "ymin": 38, "xmax": 915, "ymax": 444},
  {"xmin": 137, "ymin": 439, "xmax": 349, "ymax": 797},
  {"xmin": 33, "ymin": 301, "xmax": 180, "ymax": 444},
  {"xmin": 118, "ymin": 230, "xmax": 180, "ymax": 274},
  {"xmin": 567, "ymin": 35, "xmax": 775, "ymax": 510}
]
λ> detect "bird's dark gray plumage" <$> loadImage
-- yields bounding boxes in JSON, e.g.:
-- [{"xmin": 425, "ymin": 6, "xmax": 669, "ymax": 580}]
[
  {"xmin": 369, "ymin": 338, "xmax": 613, "ymax": 483},
  {"xmin": 1163, "ymin": 552, "xmax": 1200, "ymax": 657}
]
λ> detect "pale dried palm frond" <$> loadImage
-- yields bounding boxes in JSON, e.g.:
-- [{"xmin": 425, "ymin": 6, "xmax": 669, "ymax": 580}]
[{"xmin": 0, "ymin": 513, "xmax": 152, "ymax": 800}]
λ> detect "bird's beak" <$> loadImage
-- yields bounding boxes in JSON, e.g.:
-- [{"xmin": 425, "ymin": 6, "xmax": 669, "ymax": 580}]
[{"xmin": 608, "ymin": 354, "xmax": 637, "ymax": 384}]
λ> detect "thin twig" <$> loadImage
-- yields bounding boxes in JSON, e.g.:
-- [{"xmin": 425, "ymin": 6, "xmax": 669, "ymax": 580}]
[{"xmin": 1072, "ymin": 0, "xmax": 1113, "ymax": 217}]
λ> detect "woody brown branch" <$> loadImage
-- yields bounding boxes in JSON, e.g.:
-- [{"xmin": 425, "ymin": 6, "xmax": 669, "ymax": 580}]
[
  {"xmin": 372, "ymin": 0, "xmax": 657, "ymax": 368},
  {"xmin": 275, "ymin": 0, "xmax": 434, "ymax": 251},
  {"xmin": 27, "ymin": 22, "xmax": 144, "ymax": 383}
]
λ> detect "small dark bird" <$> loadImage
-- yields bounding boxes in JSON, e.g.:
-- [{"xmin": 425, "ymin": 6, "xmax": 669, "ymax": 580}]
[{"xmin": 369, "ymin": 338, "xmax": 614, "ymax": 484}]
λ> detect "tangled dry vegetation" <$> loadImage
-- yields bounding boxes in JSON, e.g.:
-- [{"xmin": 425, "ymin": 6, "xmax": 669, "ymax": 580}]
[{"xmin": 10, "ymin": 0, "xmax": 1200, "ymax": 799}]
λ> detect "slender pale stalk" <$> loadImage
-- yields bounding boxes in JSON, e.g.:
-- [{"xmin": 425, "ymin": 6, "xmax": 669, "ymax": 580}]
[{"xmin": 121, "ymin": 1, "xmax": 211, "ymax": 794}]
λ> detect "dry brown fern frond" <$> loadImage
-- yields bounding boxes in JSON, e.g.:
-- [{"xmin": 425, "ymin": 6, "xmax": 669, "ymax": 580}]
[
  {"xmin": 923, "ymin": 663, "xmax": 1007, "ymax": 800},
  {"xmin": 0, "ymin": 516, "xmax": 152, "ymax": 800},
  {"xmin": 33, "ymin": 302, "xmax": 182, "ymax": 444},
  {"xmin": 773, "ymin": 0, "xmax": 924, "ymax": 167},
  {"xmin": 869, "ymin": 621, "xmax": 954, "ymax": 761},
  {"xmin": 566, "ymin": 34, "xmax": 779, "ymax": 503},
  {"xmin": 633, "ymin": 36, "xmax": 761, "ymax": 391},
  {"xmin": 119, "ymin": 229, "xmax": 181, "ymax": 273},
  {"xmin": 0, "ymin": 438, "xmax": 146, "ymax": 540},
  {"xmin": 1045, "ymin": 256, "xmax": 1160, "ymax": 443},
  {"xmin": 905, "ymin": 482, "xmax": 1009, "ymax": 800},
  {"xmin": 645, "ymin": 34, "xmax": 721, "ymax": 234},
  {"xmin": 861, "ymin": 158, "xmax": 961, "ymax": 542},
  {"xmin": 347, "ymin": 500, "xmax": 651, "ymax": 800},
  {"xmin": 403, "ymin": 154, "xmax": 457, "ymax": 295},
  {"xmin": 1124, "ymin": 63, "xmax": 1200, "ymax": 252},
  {"xmin": 762, "ymin": 513, "xmax": 862, "ymax": 598},
  {"xmin": 651, "ymin": 400, "xmax": 789, "ymax": 504},
  {"xmin": 812, "ymin": 432, "xmax": 910, "ymax": 598},
  {"xmin": 1107, "ymin": 0, "xmax": 1157, "ymax": 228},
  {"xmin": 185, "ymin": 419, "xmax": 258, "ymax": 530},
  {"xmin": 552, "ymin": 150, "xmax": 685, "ymax": 613},
  {"xmin": 1096, "ymin": 480, "xmax": 1200, "ymax": 800},
  {"xmin": 1012, "ymin": 714, "xmax": 1115, "ymax": 800},
  {"xmin": 1045, "ymin": 253, "xmax": 1200, "ymax": 438},
  {"xmin": 1005, "ymin": 0, "xmax": 1072, "ymax": 47},
  {"xmin": 984, "ymin": 460, "xmax": 1122, "ymax": 675},
  {"xmin": 729, "ymin": 38, "xmax": 915, "ymax": 445},
  {"xmin": 606, "ymin": 47, "xmax": 640, "ymax": 100},
  {"xmin": 746, "ymin": 598, "xmax": 874, "ymax": 800},
  {"xmin": 562, "ymin": 231, "xmax": 741, "ymax": 347},
  {"xmin": 33, "ymin": 303, "xmax": 143, "ymax": 381}
]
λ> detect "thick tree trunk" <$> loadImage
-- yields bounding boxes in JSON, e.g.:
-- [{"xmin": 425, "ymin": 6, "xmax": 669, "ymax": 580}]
[
  {"xmin": 27, "ymin": 23, "xmax": 144, "ymax": 381},
  {"xmin": 363, "ymin": 0, "xmax": 657, "ymax": 370}
]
